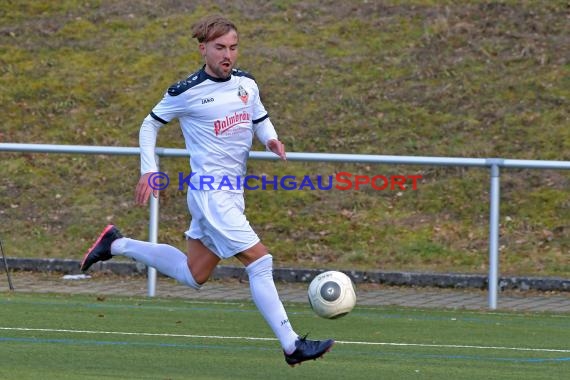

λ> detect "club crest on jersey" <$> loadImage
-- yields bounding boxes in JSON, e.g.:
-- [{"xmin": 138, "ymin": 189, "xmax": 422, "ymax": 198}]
[{"xmin": 238, "ymin": 85, "xmax": 249, "ymax": 104}]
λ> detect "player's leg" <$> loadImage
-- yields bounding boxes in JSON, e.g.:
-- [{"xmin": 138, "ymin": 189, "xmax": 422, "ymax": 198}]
[
  {"xmin": 236, "ymin": 243, "xmax": 299, "ymax": 354},
  {"xmin": 81, "ymin": 189, "xmax": 223, "ymax": 287},
  {"xmin": 186, "ymin": 189, "xmax": 334, "ymax": 364},
  {"xmin": 80, "ymin": 225, "xmax": 203, "ymax": 289},
  {"xmin": 186, "ymin": 191, "xmax": 300, "ymax": 353},
  {"xmin": 237, "ymin": 244, "xmax": 334, "ymax": 366},
  {"xmin": 186, "ymin": 237, "xmax": 220, "ymax": 285}
]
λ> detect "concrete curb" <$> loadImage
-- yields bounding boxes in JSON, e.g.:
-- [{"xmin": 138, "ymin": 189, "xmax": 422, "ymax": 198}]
[{"xmin": 4, "ymin": 257, "xmax": 569, "ymax": 292}]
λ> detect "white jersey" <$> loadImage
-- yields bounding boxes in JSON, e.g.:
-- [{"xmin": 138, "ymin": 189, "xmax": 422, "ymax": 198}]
[{"xmin": 146, "ymin": 66, "xmax": 276, "ymax": 191}]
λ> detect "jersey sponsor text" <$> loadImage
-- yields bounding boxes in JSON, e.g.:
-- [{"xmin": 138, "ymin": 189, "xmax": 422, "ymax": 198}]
[{"xmin": 214, "ymin": 111, "xmax": 251, "ymax": 136}]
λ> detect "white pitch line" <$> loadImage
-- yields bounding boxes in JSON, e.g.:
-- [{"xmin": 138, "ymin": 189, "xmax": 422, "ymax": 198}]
[
  {"xmin": 334, "ymin": 340, "xmax": 570, "ymax": 353},
  {"xmin": 1, "ymin": 327, "xmax": 569, "ymax": 353},
  {"xmin": 0, "ymin": 327, "xmax": 276, "ymax": 342}
]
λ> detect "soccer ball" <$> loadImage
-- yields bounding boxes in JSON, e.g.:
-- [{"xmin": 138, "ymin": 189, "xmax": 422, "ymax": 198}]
[{"xmin": 308, "ymin": 270, "xmax": 356, "ymax": 319}]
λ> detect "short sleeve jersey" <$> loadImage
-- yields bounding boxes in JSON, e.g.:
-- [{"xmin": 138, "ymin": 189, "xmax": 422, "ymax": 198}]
[{"xmin": 149, "ymin": 66, "xmax": 269, "ymax": 191}]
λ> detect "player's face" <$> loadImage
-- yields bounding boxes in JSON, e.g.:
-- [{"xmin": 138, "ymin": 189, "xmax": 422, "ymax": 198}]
[{"xmin": 200, "ymin": 30, "xmax": 239, "ymax": 79}]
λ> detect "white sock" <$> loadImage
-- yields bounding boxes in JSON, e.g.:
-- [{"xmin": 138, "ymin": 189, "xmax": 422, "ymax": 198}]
[
  {"xmin": 111, "ymin": 238, "xmax": 201, "ymax": 290},
  {"xmin": 246, "ymin": 254, "xmax": 298, "ymax": 354}
]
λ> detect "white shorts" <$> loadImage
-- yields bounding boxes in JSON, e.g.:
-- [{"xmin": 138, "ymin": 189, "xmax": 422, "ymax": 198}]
[{"xmin": 184, "ymin": 190, "xmax": 260, "ymax": 259}]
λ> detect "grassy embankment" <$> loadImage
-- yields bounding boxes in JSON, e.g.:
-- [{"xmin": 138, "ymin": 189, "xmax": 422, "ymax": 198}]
[{"xmin": 0, "ymin": 1, "xmax": 568, "ymax": 276}]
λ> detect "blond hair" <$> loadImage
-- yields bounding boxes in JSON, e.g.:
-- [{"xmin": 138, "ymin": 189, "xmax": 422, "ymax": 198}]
[{"xmin": 191, "ymin": 15, "xmax": 238, "ymax": 43}]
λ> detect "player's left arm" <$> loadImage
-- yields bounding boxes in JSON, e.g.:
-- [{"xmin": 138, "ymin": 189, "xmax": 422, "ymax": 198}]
[
  {"xmin": 250, "ymin": 77, "xmax": 286, "ymax": 160},
  {"xmin": 254, "ymin": 118, "xmax": 286, "ymax": 160}
]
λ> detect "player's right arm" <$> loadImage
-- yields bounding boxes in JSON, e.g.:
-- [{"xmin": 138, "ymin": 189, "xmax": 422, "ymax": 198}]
[
  {"xmin": 135, "ymin": 74, "xmax": 198, "ymax": 205},
  {"xmin": 135, "ymin": 116, "xmax": 163, "ymax": 205}
]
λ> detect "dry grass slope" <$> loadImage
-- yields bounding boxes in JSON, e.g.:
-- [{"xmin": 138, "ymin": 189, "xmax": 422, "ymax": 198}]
[{"xmin": 0, "ymin": 1, "xmax": 568, "ymax": 276}]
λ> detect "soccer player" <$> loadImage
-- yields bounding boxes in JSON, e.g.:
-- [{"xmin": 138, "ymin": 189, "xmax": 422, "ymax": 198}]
[{"xmin": 80, "ymin": 14, "xmax": 334, "ymax": 366}]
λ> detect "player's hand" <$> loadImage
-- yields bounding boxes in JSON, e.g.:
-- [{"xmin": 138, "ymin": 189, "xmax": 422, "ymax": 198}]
[
  {"xmin": 135, "ymin": 172, "xmax": 159, "ymax": 206},
  {"xmin": 267, "ymin": 139, "xmax": 286, "ymax": 160}
]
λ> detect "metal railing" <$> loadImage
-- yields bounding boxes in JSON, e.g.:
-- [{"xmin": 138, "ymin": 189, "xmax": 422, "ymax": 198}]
[{"xmin": 1, "ymin": 142, "xmax": 569, "ymax": 309}]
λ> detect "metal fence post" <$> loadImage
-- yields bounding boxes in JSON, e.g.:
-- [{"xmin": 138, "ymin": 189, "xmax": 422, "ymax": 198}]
[
  {"xmin": 147, "ymin": 156, "xmax": 159, "ymax": 297},
  {"xmin": 488, "ymin": 160, "xmax": 502, "ymax": 310}
]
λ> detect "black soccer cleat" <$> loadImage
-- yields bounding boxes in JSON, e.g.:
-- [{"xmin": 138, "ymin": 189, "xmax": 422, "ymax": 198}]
[
  {"xmin": 284, "ymin": 335, "xmax": 335, "ymax": 366},
  {"xmin": 80, "ymin": 224, "xmax": 123, "ymax": 272}
]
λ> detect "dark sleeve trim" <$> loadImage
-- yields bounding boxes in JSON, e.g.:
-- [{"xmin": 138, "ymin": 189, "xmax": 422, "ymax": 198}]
[
  {"xmin": 253, "ymin": 114, "xmax": 269, "ymax": 124},
  {"xmin": 150, "ymin": 112, "xmax": 168, "ymax": 124}
]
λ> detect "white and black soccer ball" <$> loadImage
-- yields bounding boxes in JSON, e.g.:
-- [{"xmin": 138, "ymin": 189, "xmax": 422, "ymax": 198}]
[{"xmin": 308, "ymin": 270, "xmax": 356, "ymax": 319}]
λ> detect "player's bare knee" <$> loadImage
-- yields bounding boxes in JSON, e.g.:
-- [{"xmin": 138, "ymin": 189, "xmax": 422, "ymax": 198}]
[
  {"xmin": 192, "ymin": 269, "xmax": 210, "ymax": 285},
  {"xmin": 237, "ymin": 242, "xmax": 269, "ymax": 266}
]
